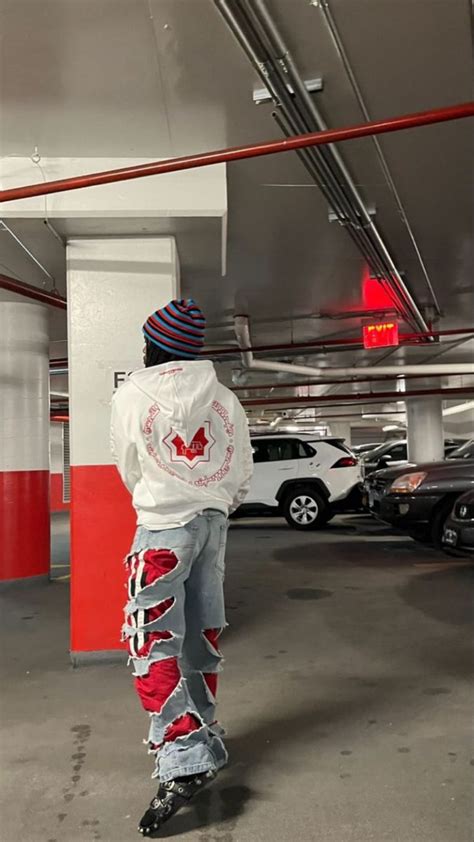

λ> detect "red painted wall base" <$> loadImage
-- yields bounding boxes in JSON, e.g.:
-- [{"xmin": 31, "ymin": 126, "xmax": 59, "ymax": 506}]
[
  {"xmin": 0, "ymin": 470, "xmax": 50, "ymax": 580},
  {"xmin": 70, "ymin": 465, "xmax": 135, "ymax": 652}
]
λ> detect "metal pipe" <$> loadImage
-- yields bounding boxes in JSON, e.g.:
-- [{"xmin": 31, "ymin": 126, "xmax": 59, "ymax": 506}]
[
  {"xmin": 233, "ymin": 371, "xmax": 474, "ymax": 391},
  {"xmin": 0, "ymin": 272, "xmax": 67, "ymax": 309},
  {"xmin": 229, "ymin": 1, "xmax": 412, "ymax": 304},
  {"xmin": 229, "ymin": 6, "xmax": 368, "ymax": 233},
  {"xmin": 205, "ymin": 325, "xmax": 474, "ymax": 356},
  {"xmin": 241, "ymin": 385, "xmax": 474, "ymax": 409},
  {"xmin": 316, "ymin": 0, "xmax": 442, "ymax": 316},
  {"xmin": 271, "ymin": 109, "xmax": 359, "ymax": 229},
  {"xmin": 235, "ymin": 316, "xmax": 474, "ymax": 378},
  {"xmin": 270, "ymin": 109, "xmax": 403, "ymax": 299},
  {"xmin": 235, "ymin": 0, "xmax": 431, "ymax": 332},
  {"xmin": 47, "ymin": 325, "xmax": 474, "ymax": 373},
  {"xmin": 248, "ymin": 357, "xmax": 474, "ymax": 379},
  {"xmin": 0, "ymin": 104, "xmax": 472, "ymax": 204},
  {"xmin": 0, "ymin": 219, "xmax": 55, "ymax": 283}
]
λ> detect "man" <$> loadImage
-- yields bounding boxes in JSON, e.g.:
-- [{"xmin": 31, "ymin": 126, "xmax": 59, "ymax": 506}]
[{"xmin": 110, "ymin": 298, "xmax": 253, "ymax": 836}]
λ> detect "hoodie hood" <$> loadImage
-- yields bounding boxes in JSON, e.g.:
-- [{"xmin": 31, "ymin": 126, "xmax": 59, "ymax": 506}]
[{"xmin": 129, "ymin": 360, "xmax": 218, "ymax": 438}]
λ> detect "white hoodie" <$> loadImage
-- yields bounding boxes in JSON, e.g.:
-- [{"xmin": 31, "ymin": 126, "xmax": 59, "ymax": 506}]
[{"xmin": 110, "ymin": 360, "xmax": 253, "ymax": 530}]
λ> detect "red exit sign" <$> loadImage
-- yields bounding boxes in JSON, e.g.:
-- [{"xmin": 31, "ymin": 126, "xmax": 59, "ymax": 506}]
[{"xmin": 363, "ymin": 321, "xmax": 399, "ymax": 349}]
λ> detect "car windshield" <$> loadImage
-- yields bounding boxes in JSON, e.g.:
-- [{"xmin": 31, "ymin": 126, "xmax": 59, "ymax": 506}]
[{"xmin": 447, "ymin": 439, "xmax": 474, "ymax": 460}]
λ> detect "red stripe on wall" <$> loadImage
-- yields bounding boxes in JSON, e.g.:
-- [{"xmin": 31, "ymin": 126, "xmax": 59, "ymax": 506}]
[
  {"xmin": 0, "ymin": 470, "xmax": 50, "ymax": 580},
  {"xmin": 70, "ymin": 465, "xmax": 136, "ymax": 652},
  {"xmin": 51, "ymin": 473, "xmax": 70, "ymax": 512}
]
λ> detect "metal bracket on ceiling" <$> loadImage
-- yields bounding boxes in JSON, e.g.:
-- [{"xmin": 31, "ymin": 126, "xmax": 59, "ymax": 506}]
[
  {"xmin": 328, "ymin": 204, "xmax": 376, "ymax": 224},
  {"xmin": 253, "ymin": 76, "xmax": 324, "ymax": 106}
]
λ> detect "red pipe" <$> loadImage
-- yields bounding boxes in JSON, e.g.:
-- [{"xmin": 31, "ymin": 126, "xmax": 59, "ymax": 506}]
[
  {"xmin": 203, "ymin": 326, "xmax": 474, "ymax": 356},
  {"xmin": 49, "ymin": 326, "xmax": 474, "ymax": 372},
  {"xmin": 0, "ymin": 273, "xmax": 67, "ymax": 310},
  {"xmin": 241, "ymin": 385, "xmax": 474, "ymax": 408},
  {"xmin": 50, "ymin": 415, "xmax": 70, "ymax": 422},
  {"xmin": 234, "ymin": 370, "xmax": 474, "ymax": 392},
  {"xmin": 1, "ymin": 102, "xmax": 473, "ymax": 203}
]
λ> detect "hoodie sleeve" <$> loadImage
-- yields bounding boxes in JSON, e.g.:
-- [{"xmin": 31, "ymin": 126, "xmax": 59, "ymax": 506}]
[
  {"xmin": 230, "ymin": 399, "xmax": 254, "ymax": 513},
  {"xmin": 110, "ymin": 395, "xmax": 141, "ymax": 495}
]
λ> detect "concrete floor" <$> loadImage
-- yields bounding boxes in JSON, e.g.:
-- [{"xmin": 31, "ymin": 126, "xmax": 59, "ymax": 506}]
[{"xmin": 1, "ymin": 514, "xmax": 473, "ymax": 842}]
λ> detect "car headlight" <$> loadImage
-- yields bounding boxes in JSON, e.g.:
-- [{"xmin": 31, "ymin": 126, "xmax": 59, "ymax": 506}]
[{"xmin": 390, "ymin": 472, "xmax": 427, "ymax": 494}]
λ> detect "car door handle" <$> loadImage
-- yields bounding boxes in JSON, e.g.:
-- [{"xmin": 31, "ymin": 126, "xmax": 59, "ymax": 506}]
[{"xmin": 278, "ymin": 467, "xmax": 293, "ymax": 471}]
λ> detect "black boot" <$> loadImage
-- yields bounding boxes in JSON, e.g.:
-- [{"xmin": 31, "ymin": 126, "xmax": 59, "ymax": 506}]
[{"xmin": 138, "ymin": 770, "xmax": 216, "ymax": 836}]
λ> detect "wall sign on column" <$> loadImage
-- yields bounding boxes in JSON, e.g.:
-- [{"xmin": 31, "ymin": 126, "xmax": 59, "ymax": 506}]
[{"xmin": 113, "ymin": 370, "xmax": 133, "ymax": 391}]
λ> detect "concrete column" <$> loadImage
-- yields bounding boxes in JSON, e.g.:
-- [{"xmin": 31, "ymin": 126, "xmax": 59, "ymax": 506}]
[
  {"xmin": 0, "ymin": 303, "xmax": 50, "ymax": 580},
  {"xmin": 67, "ymin": 236, "xmax": 179, "ymax": 657},
  {"xmin": 329, "ymin": 421, "xmax": 352, "ymax": 445},
  {"xmin": 406, "ymin": 379, "xmax": 444, "ymax": 463}
]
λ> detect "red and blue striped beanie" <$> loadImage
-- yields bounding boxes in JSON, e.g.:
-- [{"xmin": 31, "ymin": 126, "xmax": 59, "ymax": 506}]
[{"xmin": 143, "ymin": 299, "xmax": 206, "ymax": 359}]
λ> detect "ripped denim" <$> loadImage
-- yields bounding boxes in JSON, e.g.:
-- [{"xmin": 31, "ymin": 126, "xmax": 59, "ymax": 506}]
[{"xmin": 123, "ymin": 510, "xmax": 228, "ymax": 782}]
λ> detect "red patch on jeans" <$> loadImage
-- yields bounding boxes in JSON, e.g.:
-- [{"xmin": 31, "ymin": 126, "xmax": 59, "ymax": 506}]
[
  {"xmin": 127, "ymin": 550, "xmax": 179, "ymax": 600},
  {"xmin": 135, "ymin": 657, "xmax": 181, "ymax": 713},
  {"xmin": 202, "ymin": 629, "xmax": 221, "ymax": 698},
  {"xmin": 130, "ymin": 598, "xmax": 174, "ymax": 659},
  {"xmin": 203, "ymin": 673, "xmax": 218, "ymax": 698},
  {"xmin": 203, "ymin": 628, "xmax": 221, "ymax": 653},
  {"xmin": 164, "ymin": 714, "xmax": 201, "ymax": 743},
  {"xmin": 138, "ymin": 549, "xmax": 179, "ymax": 589}
]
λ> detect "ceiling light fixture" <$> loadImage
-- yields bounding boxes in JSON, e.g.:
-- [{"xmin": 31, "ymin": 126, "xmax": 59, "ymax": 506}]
[{"xmin": 443, "ymin": 400, "xmax": 474, "ymax": 417}]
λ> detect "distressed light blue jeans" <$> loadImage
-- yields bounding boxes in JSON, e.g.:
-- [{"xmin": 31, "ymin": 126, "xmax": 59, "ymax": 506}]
[{"xmin": 123, "ymin": 510, "xmax": 229, "ymax": 782}]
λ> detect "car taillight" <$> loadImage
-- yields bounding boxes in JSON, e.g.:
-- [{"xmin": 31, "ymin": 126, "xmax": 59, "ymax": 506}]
[{"xmin": 332, "ymin": 457, "xmax": 358, "ymax": 468}]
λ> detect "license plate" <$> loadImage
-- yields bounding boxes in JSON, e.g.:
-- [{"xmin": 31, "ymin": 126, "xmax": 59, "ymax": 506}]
[{"xmin": 443, "ymin": 528, "xmax": 458, "ymax": 547}]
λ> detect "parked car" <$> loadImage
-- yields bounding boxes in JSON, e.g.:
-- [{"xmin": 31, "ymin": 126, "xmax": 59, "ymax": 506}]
[
  {"xmin": 364, "ymin": 453, "xmax": 474, "ymax": 546},
  {"xmin": 352, "ymin": 442, "xmax": 383, "ymax": 456},
  {"xmin": 236, "ymin": 435, "xmax": 362, "ymax": 530},
  {"xmin": 446, "ymin": 439, "xmax": 474, "ymax": 462},
  {"xmin": 361, "ymin": 438, "xmax": 467, "ymax": 476},
  {"xmin": 442, "ymin": 489, "xmax": 474, "ymax": 557}
]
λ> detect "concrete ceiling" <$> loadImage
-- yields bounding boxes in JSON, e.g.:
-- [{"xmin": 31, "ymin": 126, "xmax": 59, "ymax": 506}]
[{"xmin": 1, "ymin": 0, "xmax": 473, "ymax": 396}]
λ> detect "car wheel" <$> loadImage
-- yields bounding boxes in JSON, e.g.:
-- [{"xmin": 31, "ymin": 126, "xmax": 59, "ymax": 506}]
[
  {"xmin": 282, "ymin": 486, "xmax": 328, "ymax": 530},
  {"xmin": 430, "ymin": 498, "xmax": 457, "ymax": 548}
]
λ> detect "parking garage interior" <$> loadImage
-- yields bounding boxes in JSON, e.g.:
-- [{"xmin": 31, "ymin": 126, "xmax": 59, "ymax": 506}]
[{"xmin": 0, "ymin": 1, "xmax": 473, "ymax": 841}]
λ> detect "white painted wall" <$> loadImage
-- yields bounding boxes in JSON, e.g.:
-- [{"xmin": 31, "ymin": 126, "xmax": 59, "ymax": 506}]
[
  {"xmin": 67, "ymin": 236, "xmax": 180, "ymax": 467},
  {"xmin": 0, "ymin": 302, "xmax": 49, "ymax": 471}
]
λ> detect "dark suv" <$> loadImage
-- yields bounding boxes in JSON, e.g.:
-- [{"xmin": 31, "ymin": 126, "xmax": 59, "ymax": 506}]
[
  {"xmin": 364, "ymin": 439, "xmax": 474, "ymax": 546},
  {"xmin": 443, "ymin": 489, "xmax": 474, "ymax": 556}
]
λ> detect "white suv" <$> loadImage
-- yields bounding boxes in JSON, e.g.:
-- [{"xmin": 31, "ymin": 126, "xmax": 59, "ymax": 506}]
[{"xmin": 237, "ymin": 435, "xmax": 362, "ymax": 530}]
